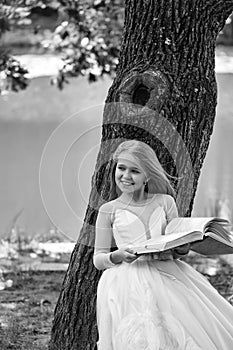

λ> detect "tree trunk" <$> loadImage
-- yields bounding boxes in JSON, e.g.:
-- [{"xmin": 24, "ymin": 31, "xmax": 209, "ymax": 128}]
[{"xmin": 49, "ymin": 1, "xmax": 233, "ymax": 349}]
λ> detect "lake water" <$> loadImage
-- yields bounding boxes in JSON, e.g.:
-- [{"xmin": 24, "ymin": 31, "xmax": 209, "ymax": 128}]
[{"xmin": 0, "ymin": 55, "xmax": 233, "ymax": 240}]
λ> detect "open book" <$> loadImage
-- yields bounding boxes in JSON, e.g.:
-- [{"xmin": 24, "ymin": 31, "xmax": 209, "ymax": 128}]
[{"xmin": 132, "ymin": 217, "xmax": 233, "ymax": 256}]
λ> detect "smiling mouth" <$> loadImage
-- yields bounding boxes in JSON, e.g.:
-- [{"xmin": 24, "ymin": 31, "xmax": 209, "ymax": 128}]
[{"xmin": 121, "ymin": 181, "xmax": 134, "ymax": 186}]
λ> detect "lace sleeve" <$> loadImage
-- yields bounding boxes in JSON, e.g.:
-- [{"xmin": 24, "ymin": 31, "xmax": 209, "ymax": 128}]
[
  {"xmin": 164, "ymin": 195, "xmax": 178, "ymax": 223},
  {"xmin": 93, "ymin": 203, "xmax": 116, "ymax": 270}
]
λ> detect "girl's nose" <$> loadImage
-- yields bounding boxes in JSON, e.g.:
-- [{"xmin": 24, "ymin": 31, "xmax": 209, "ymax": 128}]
[{"xmin": 123, "ymin": 170, "xmax": 131, "ymax": 179}]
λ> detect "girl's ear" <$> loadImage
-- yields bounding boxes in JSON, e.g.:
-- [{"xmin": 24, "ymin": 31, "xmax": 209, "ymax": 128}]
[{"xmin": 144, "ymin": 177, "xmax": 150, "ymax": 184}]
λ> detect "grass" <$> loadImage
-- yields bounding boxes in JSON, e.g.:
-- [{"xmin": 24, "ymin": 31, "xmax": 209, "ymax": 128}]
[
  {"xmin": 0, "ymin": 315, "xmax": 43, "ymax": 350},
  {"xmin": 0, "ymin": 270, "xmax": 65, "ymax": 350}
]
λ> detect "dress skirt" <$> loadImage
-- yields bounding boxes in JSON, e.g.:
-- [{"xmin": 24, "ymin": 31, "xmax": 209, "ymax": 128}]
[{"xmin": 96, "ymin": 258, "xmax": 233, "ymax": 350}]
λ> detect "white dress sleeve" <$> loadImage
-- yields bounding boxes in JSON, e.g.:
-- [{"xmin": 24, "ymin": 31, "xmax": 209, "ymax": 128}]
[
  {"xmin": 93, "ymin": 203, "xmax": 117, "ymax": 270},
  {"xmin": 164, "ymin": 195, "xmax": 179, "ymax": 223}
]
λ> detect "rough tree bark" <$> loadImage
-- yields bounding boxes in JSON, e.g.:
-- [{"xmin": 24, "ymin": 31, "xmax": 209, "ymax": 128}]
[{"xmin": 49, "ymin": 1, "xmax": 233, "ymax": 349}]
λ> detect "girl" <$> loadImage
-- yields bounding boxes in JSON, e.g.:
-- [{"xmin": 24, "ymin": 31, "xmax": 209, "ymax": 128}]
[{"xmin": 94, "ymin": 140, "xmax": 233, "ymax": 350}]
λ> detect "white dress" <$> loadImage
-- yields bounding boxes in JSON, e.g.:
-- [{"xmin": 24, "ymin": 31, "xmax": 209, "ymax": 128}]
[{"xmin": 95, "ymin": 195, "xmax": 233, "ymax": 350}]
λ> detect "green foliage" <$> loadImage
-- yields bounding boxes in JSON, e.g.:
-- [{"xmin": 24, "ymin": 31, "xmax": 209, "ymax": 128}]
[
  {"xmin": 50, "ymin": 1, "xmax": 124, "ymax": 88},
  {"xmin": 0, "ymin": 0, "xmax": 232, "ymax": 94},
  {"xmin": 0, "ymin": 48, "xmax": 28, "ymax": 93},
  {"xmin": 0, "ymin": 1, "xmax": 35, "ymax": 94},
  {"xmin": 0, "ymin": 0, "xmax": 124, "ymax": 93}
]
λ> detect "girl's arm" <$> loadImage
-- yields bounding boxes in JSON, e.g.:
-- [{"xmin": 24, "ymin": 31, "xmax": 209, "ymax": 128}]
[
  {"xmin": 165, "ymin": 195, "xmax": 179, "ymax": 223},
  {"xmin": 93, "ymin": 203, "xmax": 138, "ymax": 270},
  {"xmin": 93, "ymin": 203, "xmax": 116, "ymax": 270}
]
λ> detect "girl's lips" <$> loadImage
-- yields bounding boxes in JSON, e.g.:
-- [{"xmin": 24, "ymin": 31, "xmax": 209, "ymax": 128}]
[{"xmin": 121, "ymin": 181, "xmax": 134, "ymax": 186}]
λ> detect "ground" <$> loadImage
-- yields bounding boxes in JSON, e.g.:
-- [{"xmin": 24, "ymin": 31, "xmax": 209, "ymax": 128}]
[
  {"xmin": 0, "ymin": 255, "xmax": 233, "ymax": 349},
  {"xmin": 0, "ymin": 270, "xmax": 65, "ymax": 350}
]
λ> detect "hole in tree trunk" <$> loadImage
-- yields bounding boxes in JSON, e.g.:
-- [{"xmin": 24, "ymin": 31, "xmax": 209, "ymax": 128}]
[{"xmin": 132, "ymin": 85, "xmax": 150, "ymax": 106}]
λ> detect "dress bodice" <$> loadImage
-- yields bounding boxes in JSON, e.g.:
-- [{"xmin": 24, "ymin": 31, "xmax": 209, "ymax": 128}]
[{"xmin": 112, "ymin": 205, "xmax": 167, "ymax": 249}]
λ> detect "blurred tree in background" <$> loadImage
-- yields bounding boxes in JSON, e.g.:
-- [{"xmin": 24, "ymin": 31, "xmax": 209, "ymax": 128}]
[{"xmin": 0, "ymin": 0, "xmax": 232, "ymax": 94}]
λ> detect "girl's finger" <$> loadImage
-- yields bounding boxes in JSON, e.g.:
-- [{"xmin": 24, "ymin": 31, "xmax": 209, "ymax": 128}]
[
  {"xmin": 125, "ymin": 247, "xmax": 134, "ymax": 254},
  {"xmin": 125, "ymin": 253, "xmax": 138, "ymax": 262}
]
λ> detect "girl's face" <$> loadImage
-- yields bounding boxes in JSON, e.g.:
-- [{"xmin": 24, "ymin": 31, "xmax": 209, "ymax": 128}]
[{"xmin": 115, "ymin": 152, "xmax": 147, "ymax": 196}]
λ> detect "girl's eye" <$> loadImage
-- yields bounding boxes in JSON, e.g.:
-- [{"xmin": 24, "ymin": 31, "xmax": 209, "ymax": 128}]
[
  {"xmin": 131, "ymin": 169, "xmax": 140, "ymax": 174},
  {"xmin": 117, "ymin": 166, "xmax": 125, "ymax": 171}
]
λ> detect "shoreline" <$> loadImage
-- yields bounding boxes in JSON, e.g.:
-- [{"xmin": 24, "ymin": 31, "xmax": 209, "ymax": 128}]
[{"xmin": 12, "ymin": 46, "xmax": 233, "ymax": 79}]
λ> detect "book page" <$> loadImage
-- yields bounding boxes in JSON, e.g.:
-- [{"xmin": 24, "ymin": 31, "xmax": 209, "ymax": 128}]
[
  {"xmin": 165, "ymin": 217, "xmax": 217, "ymax": 235},
  {"xmin": 133, "ymin": 230, "xmax": 203, "ymax": 254},
  {"xmin": 206, "ymin": 231, "xmax": 233, "ymax": 245},
  {"xmin": 146, "ymin": 231, "xmax": 199, "ymax": 245},
  {"xmin": 205, "ymin": 223, "xmax": 233, "ymax": 242}
]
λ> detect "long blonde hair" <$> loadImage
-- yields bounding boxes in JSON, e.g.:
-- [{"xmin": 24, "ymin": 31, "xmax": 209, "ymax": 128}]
[{"xmin": 109, "ymin": 140, "xmax": 176, "ymax": 199}]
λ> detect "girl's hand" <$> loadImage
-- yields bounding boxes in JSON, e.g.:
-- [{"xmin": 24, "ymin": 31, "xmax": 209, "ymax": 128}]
[
  {"xmin": 173, "ymin": 243, "xmax": 190, "ymax": 259},
  {"xmin": 157, "ymin": 250, "xmax": 174, "ymax": 261},
  {"xmin": 157, "ymin": 243, "xmax": 190, "ymax": 260},
  {"xmin": 110, "ymin": 247, "xmax": 138, "ymax": 264}
]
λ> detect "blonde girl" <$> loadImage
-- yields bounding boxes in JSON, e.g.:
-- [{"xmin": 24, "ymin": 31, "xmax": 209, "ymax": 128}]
[{"xmin": 94, "ymin": 140, "xmax": 233, "ymax": 350}]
